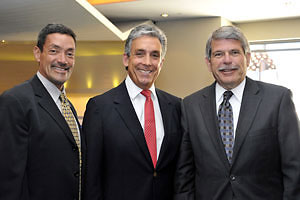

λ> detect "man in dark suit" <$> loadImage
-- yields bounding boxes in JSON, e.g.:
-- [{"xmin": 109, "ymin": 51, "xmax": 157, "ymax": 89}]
[
  {"xmin": 83, "ymin": 24, "xmax": 182, "ymax": 200},
  {"xmin": 174, "ymin": 25, "xmax": 300, "ymax": 200},
  {"xmin": 0, "ymin": 24, "xmax": 83, "ymax": 200}
]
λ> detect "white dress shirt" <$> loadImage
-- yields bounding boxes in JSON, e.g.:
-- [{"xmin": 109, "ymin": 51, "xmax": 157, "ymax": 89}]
[
  {"xmin": 125, "ymin": 75, "xmax": 165, "ymax": 159},
  {"xmin": 215, "ymin": 79, "xmax": 246, "ymax": 137},
  {"xmin": 37, "ymin": 71, "xmax": 81, "ymax": 140}
]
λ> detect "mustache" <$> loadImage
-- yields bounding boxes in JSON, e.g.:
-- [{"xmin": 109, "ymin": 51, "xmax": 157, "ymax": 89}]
[
  {"xmin": 218, "ymin": 65, "xmax": 239, "ymax": 71},
  {"xmin": 51, "ymin": 62, "xmax": 71, "ymax": 70}
]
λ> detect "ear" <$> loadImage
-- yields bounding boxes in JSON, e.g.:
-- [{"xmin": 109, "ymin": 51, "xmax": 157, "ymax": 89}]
[
  {"xmin": 122, "ymin": 53, "xmax": 129, "ymax": 67},
  {"xmin": 159, "ymin": 58, "xmax": 165, "ymax": 68},
  {"xmin": 246, "ymin": 52, "xmax": 251, "ymax": 66},
  {"xmin": 205, "ymin": 57, "xmax": 212, "ymax": 72},
  {"xmin": 33, "ymin": 46, "xmax": 41, "ymax": 62}
]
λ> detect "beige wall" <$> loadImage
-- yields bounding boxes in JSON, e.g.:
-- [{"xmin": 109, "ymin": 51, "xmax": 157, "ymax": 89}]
[
  {"xmin": 156, "ymin": 17, "xmax": 222, "ymax": 98},
  {"xmin": 237, "ymin": 17, "xmax": 300, "ymax": 41}
]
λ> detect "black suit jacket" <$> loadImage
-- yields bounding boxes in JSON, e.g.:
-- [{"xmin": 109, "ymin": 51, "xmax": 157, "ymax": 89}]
[
  {"xmin": 174, "ymin": 77, "xmax": 300, "ymax": 200},
  {"xmin": 0, "ymin": 75, "xmax": 83, "ymax": 200},
  {"xmin": 82, "ymin": 81, "xmax": 182, "ymax": 200}
]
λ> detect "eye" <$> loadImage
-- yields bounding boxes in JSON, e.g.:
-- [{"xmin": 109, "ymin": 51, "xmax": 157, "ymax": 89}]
[
  {"xmin": 151, "ymin": 52, "xmax": 160, "ymax": 59},
  {"xmin": 213, "ymin": 51, "xmax": 224, "ymax": 58},
  {"xmin": 134, "ymin": 51, "xmax": 145, "ymax": 57},
  {"xmin": 66, "ymin": 52, "xmax": 74, "ymax": 58},
  {"xmin": 49, "ymin": 49, "xmax": 57, "ymax": 54},
  {"xmin": 231, "ymin": 50, "xmax": 241, "ymax": 56}
]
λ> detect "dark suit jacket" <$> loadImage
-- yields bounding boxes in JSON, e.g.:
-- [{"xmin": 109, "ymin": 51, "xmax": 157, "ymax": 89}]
[
  {"xmin": 0, "ymin": 75, "xmax": 83, "ymax": 200},
  {"xmin": 82, "ymin": 81, "xmax": 182, "ymax": 200},
  {"xmin": 174, "ymin": 77, "xmax": 300, "ymax": 200}
]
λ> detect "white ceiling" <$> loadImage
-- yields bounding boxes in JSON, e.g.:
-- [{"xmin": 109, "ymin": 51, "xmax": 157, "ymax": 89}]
[{"xmin": 1, "ymin": 0, "xmax": 300, "ymax": 41}]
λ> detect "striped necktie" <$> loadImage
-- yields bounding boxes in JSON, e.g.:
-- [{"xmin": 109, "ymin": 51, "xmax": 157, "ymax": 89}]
[{"xmin": 60, "ymin": 93, "xmax": 82, "ymax": 199}]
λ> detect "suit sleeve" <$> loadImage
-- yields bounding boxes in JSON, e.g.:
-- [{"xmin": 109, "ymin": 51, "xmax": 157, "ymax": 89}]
[
  {"xmin": 82, "ymin": 98, "xmax": 103, "ymax": 200},
  {"xmin": 0, "ymin": 93, "xmax": 29, "ymax": 199},
  {"xmin": 278, "ymin": 89, "xmax": 300, "ymax": 199},
  {"xmin": 173, "ymin": 101, "xmax": 195, "ymax": 200}
]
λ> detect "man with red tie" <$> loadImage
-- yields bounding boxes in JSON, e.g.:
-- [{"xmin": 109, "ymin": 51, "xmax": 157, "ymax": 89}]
[{"xmin": 82, "ymin": 24, "xmax": 182, "ymax": 200}]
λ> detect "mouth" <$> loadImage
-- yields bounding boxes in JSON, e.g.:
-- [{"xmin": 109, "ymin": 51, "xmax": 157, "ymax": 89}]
[
  {"xmin": 138, "ymin": 69, "xmax": 152, "ymax": 74},
  {"xmin": 51, "ymin": 65, "xmax": 70, "ymax": 72},
  {"xmin": 218, "ymin": 66, "xmax": 238, "ymax": 72}
]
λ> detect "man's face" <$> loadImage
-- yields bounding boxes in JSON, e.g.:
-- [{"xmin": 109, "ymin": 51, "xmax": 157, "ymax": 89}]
[
  {"xmin": 123, "ymin": 35, "xmax": 164, "ymax": 90},
  {"xmin": 206, "ymin": 39, "xmax": 250, "ymax": 90},
  {"xmin": 34, "ymin": 33, "xmax": 76, "ymax": 90}
]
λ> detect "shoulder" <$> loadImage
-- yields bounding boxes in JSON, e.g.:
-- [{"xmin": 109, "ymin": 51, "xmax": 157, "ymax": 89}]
[
  {"xmin": 89, "ymin": 84, "xmax": 123, "ymax": 104},
  {"xmin": 184, "ymin": 83, "xmax": 214, "ymax": 103},
  {"xmin": 1, "ymin": 80, "xmax": 33, "ymax": 102},
  {"xmin": 0, "ymin": 79, "xmax": 35, "ymax": 115},
  {"xmin": 156, "ymin": 88, "xmax": 181, "ymax": 103},
  {"xmin": 247, "ymin": 77, "xmax": 290, "ymax": 97}
]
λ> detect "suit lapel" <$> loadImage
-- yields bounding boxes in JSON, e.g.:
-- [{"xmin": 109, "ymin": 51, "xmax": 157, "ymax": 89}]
[
  {"xmin": 155, "ymin": 89, "xmax": 172, "ymax": 168},
  {"xmin": 30, "ymin": 75, "xmax": 77, "ymax": 146},
  {"xmin": 232, "ymin": 77, "xmax": 261, "ymax": 164},
  {"xmin": 200, "ymin": 83, "xmax": 231, "ymax": 169},
  {"xmin": 113, "ymin": 82, "xmax": 153, "ymax": 165}
]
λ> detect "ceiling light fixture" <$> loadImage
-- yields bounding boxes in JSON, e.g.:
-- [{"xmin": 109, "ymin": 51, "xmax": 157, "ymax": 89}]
[
  {"xmin": 161, "ymin": 13, "xmax": 169, "ymax": 18},
  {"xmin": 87, "ymin": 0, "xmax": 137, "ymax": 5},
  {"xmin": 75, "ymin": 0, "xmax": 131, "ymax": 40}
]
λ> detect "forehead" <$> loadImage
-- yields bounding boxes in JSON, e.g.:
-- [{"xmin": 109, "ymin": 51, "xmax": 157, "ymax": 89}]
[
  {"xmin": 44, "ymin": 33, "xmax": 75, "ymax": 48},
  {"xmin": 131, "ymin": 35, "xmax": 161, "ymax": 51},
  {"xmin": 211, "ymin": 39, "xmax": 243, "ymax": 51}
]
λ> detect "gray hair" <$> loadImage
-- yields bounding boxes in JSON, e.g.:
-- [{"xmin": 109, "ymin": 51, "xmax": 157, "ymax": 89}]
[
  {"xmin": 124, "ymin": 24, "xmax": 167, "ymax": 58},
  {"xmin": 205, "ymin": 25, "xmax": 250, "ymax": 60}
]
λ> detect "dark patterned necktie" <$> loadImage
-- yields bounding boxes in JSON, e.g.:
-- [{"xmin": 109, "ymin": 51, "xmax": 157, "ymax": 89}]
[
  {"xmin": 218, "ymin": 91, "xmax": 234, "ymax": 163},
  {"xmin": 60, "ymin": 93, "xmax": 81, "ymax": 199},
  {"xmin": 141, "ymin": 90, "xmax": 157, "ymax": 168}
]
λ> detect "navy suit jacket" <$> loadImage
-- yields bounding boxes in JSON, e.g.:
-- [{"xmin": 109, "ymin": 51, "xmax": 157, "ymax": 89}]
[
  {"xmin": 82, "ymin": 81, "xmax": 182, "ymax": 200},
  {"xmin": 0, "ymin": 75, "xmax": 83, "ymax": 200}
]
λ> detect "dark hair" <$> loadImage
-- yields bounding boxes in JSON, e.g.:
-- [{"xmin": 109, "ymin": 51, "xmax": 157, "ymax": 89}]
[
  {"xmin": 36, "ymin": 24, "xmax": 76, "ymax": 52},
  {"xmin": 124, "ymin": 24, "xmax": 167, "ymax": 58}
]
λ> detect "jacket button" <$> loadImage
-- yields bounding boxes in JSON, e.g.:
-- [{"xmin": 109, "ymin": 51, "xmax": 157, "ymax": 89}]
[
  {"xmin": 230, "ymin": 175, "xmax": 236, "ymax": 181},
  {"xmin": 74, "ymin": 171, "xmax": 79, "ymax": 177},
  {"xmin": 72, "ymin": 146, "xmax": 77, "ymax": 151},
  {"xmin": 153, "ymin": 171, "xmax": 157, "ymax": 177}
]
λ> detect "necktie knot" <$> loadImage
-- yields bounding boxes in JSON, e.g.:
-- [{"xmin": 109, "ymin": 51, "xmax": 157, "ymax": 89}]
[
  {"xmin": 141, "ymin": 90, "xmax": 152, "ymax": 99},
  {"xmin": 59, "ymin": 93, "xmax": 68, "ymax": 104},
  {"xmin": 223, "ymin": 91, "xmax": 233, "ymax": 101}
]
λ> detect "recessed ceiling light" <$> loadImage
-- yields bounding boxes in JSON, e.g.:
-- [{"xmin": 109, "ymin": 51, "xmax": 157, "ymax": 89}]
[
  {"xmin": 1, "ymin": 40, "xmax": 5, "ymax": 43},
  {"xmin": 161, "ymin": 13, "xmax": 169, "ymax": 18}
]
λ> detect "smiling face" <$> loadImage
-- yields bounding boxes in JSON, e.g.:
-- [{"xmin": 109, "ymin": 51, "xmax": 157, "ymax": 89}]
[
  {"xmin": 34, "ymin": 33, "xmax": 76, "ymax": 90},
  {"xmin": 206, "ymin": 39, "xmax": 250, "ymax": 90},
  {"xmin": 123, "ymin": 35, "xmax": 164, "ymax": 90}
]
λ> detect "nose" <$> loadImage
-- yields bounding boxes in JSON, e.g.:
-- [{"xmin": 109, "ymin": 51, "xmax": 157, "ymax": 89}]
[
  {"xmin": 57, "ymin": 52, "xmax": 67, "ymax": 65},
  {"xmin": 142, "ymin": 54, "xmax": 151, "ymax": 66},
  {"xmin": 223, "ymin": 52, "xmax": 232, "ymax": 64}
]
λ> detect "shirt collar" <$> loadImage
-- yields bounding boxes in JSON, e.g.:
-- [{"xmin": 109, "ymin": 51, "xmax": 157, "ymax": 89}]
[
  {"xmin": 125, "ymin": 75, "xmax": 157, "ymax": 100},
  {"xmin": 216, "ymin": 78, "xmax": 246, "ymax": 103},
  {"xmin": 37, "ymin": 71, "xmax": 65, "ymax": 103}
]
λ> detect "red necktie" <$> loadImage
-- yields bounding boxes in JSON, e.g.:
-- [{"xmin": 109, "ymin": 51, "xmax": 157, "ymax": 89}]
[{"xmin": 141, "ymin": 90, "xmax": 157, "ymax": 167}]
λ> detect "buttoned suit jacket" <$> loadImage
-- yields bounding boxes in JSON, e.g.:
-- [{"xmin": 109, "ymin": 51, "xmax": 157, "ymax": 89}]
[
  {"xmin": 0, "ymin": 75, "xmax": 83, "ymax": 200},
  {"xmin": 82, "ymin": 81, "xmax": 182, "ymax": 200},
  {"xmin": 174, "ymin": 77, "xmax": 300, "ymax": 200}
]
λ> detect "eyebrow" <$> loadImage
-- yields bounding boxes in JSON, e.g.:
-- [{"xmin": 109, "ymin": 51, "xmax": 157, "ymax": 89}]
[{"xmin": 49, "ymin": 44, "xmax": 75, "ymax": 51}]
